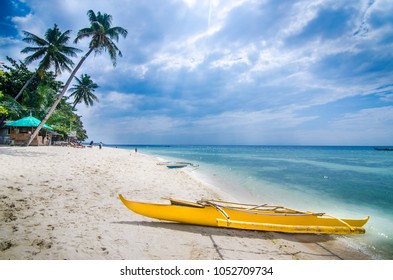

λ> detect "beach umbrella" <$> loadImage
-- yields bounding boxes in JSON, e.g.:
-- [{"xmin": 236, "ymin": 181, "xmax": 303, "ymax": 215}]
[{"xmin": 5, "ymin": 116, "xmax": 54, "ymax": 130}]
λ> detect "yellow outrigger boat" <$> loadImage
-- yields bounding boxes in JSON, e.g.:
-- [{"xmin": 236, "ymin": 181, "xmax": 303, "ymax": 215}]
[{"xmin": 118, "ymin": 195, "xmax": 369, "ymax": 234}]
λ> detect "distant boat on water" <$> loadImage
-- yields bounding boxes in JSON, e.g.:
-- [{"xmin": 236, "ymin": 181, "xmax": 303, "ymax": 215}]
[{"xmin": 374, "ymin": 147, "xmax": 393, "ymax": 151}]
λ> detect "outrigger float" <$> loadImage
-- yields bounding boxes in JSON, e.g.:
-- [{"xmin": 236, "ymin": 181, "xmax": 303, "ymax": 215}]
[{"xmin": 118, "ymin": 195, "xmax": 369, "ymax": 234}]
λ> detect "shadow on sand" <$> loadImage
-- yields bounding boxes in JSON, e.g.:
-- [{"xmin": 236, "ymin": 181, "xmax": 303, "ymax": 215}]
[{"xmin": 113, "ymin": 220, "xmax": 336, "ymax": 244}]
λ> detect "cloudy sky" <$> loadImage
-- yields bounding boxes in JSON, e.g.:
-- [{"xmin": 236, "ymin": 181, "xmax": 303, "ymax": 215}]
[{"xmin": 1, "ymin": 0, "xmax": 393, "ymax": 145}]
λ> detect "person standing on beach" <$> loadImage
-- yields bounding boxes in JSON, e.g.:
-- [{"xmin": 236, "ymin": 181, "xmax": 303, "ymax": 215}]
[{"xmin": 99, "ymin": 142, "xmax": 103, "ymax": 149}]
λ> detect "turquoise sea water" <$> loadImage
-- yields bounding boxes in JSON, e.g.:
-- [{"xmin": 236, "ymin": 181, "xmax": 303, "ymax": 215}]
[{"xmin": 114, "ymin": 145, "xmax": 393, "ymax": 259}]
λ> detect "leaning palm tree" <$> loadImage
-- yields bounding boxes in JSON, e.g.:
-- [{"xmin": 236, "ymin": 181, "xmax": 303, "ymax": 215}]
[
  {"xmin": 69, "ymin": 74, "xmax": 99, "ymax": 109},
  {"xmin": 26, "ymin": 10, "xmax": 127, "ymax": 146},
  {"xmin": 15, "ymin": 24, "xmax": 81, "ymax": 101}
]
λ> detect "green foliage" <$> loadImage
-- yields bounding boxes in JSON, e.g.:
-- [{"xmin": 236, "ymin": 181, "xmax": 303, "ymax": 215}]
[
  {"xmin": 0, "ymin": 92, "xmax": 24, "ymax": 118},
  {"xmin": 0, "ymin": 92, "xmax": 8, "ymax": 115},
  {"xmin": 1, "ymin": 57, "xmax": 35, "ymax": 99},
  {"xmin": 0, "ymin": 58, "xmax": 88, "ymax": 140},
  {"xmin": 0, "ymin": 69, "xmax": 7, "ymax": 115},
  {"xmin": 1, "ymin": 11, "xmax": 127, "ymax": 142}
]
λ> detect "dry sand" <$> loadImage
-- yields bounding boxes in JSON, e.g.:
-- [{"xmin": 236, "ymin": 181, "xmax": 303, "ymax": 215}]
[{"xmin": 0, "ymin": 146, "xmax": 371, "ymax": 260}]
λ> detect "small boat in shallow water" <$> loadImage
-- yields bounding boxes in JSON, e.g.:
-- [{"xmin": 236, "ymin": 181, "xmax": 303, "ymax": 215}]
[
  {"xmin": 166, "ymin": 163, "xmax": 188, "ymax": 169},
  {"xmin": 157, "ymin": 161, "xmax": 199, "ymax": 169},
  {"xmin": 118, "ymin": 195, "xmax": 369, "ymax": 234}
]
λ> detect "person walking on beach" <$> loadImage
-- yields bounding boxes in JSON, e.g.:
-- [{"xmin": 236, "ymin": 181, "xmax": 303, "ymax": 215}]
[{"xmin": 99, "ymin": 142, "xmax": 103, "ymax": 149}]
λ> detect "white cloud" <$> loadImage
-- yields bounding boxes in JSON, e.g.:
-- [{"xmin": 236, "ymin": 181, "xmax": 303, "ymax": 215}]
[
  {"xmin": 103, "ymin": 91, "xmax": 140, "ymax": 110},
  {"xmin": 295, "ymin": 106, "xmax": 393, "ymax": 145},
  {"xmin": 210, "ymin": 46, "xmax": 253, "ymax": 69},
  {"xmin": 150, "ymin": 51, "xmax": 205, "ymax": 72},
  {"xmin": 182, "ymin": 0, "xmax": 197, "ymax": 8},
  {"xmin": 72, "ymin": 91, "xmax": 140, "ymax": 120},
  {"xmin": 11, "ymin": 12, "xmax": 33, "ymax": 25},
  {"xmin": 281, "ymin": 0, "xmax": 324, "ymax": 38},
  {"xmin": 332, "ymin": 106, "xmax": 393, "ymax": 130},
  {"xmin": 2, "ymin": 0, "xmax": 393, "ymax": 145},
  {"xmin": 0, "ymin": 37, "xmax": 25, "ymax": 61},
  {"xmin": 196, "ymin": 107, "xmax": 317, "ymax": 129}
]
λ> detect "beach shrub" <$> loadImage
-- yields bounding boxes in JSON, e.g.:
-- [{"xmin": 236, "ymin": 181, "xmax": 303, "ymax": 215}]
[{"xmin": 0, "ymin": 92, "xmax": 8, "ymax": 115}]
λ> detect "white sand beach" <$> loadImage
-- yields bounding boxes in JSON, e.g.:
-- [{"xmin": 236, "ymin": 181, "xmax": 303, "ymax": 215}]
[{"xmin": 0, "ymin": 146, "xmax": 371, "ymax": 260}]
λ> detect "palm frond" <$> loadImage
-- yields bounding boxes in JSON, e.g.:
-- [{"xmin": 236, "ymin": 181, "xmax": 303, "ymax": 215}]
[
  {"xmin": 57, "ymin": 29, "xmax": 73, "ymax": 45},
  {"xmin": 38, "ymin": 54, "xmax": 52, "ymax": 73},
  {"xmin": 22, "ymin": 31, "xmax": 48, "ymax": 46},
  {"xmin": 74, "ymin": 27, "xmax": 94, "ymax": 44},
  {"xmin": 45, "ymin": 24, "xmax": 61, "ymax": 43},
  {"xmin": 58, "ymin": 45, "xmax": 83, "ymax": 57},
  {"xmin": 54, "ymin": 52, "xmax": 75, "ymax": 72},
  {"xmin": 107, "ymin": 26, "xmax": 128, "ymax": 41},
  {"xmin": 21, "ymin": 24, "xmax": 79, "ymax": 75},
  {"xmin": 98, "ymin": 12, "xmax": 112, "ymax": 30},
  {"xmin": 87, "ymin": 10, "xmax": 97, "ymax": 23},
  {"xmin": 91, "ymin": 21, "xmax": 106, "ymax": 33},
  {"xmin": 107, "ymin": 40, "xmax": 119, "ymax": 66},
  {"xmin": 21, "ymin": 46, "xmax": 45, "ymax": 54},
  {"xmin": 73, "ymin": 10, "xmax": 128, "ymax": 68},
  {"xmin": 24, "ymin": 49, "xmax": 47, "ymax": 64}
]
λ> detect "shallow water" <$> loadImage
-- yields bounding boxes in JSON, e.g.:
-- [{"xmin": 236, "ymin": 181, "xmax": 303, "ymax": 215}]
[{"xmin": 115, "ymin": 145, "xmax": 393, "ymax": 259}]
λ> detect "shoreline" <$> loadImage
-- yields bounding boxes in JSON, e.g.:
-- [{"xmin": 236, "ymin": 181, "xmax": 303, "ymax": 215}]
[
  {"xmin": 139, "ymin": 145, "xmax": 388, "ymax": 259},
  {"xmin": 145, "ymin": 149, "xmax": 376, "ymax": 259},
  {"xmin": 0, "ymin": 146, "xmax": 372, "ymax": 260}
]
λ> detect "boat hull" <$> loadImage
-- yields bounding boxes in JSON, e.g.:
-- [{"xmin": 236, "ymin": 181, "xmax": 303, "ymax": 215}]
[
  {"xmin": 118, "ymin": 195, "xmax": 368, "ymax": 234},
  {"xmin": 166, "ymin": 164, "xmax": 188, "ymax": 169}
]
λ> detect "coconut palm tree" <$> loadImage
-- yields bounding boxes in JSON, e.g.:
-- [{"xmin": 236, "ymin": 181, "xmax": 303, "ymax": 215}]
[
  {"xmin": 26, "ymin": 10, "xmax": 127, "ymax": 146},
  {"xmin": 69, "ymin": 74, "xmax": 99, "ymax": 109},
  {"xmin": 15, "ymin": 24, "xmax": 81, "ymax": 101}
]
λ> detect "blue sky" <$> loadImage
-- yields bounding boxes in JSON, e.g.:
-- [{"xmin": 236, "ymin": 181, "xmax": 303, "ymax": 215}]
[{"xmin": 1, "ymin": 0, "xmax": 393, "ymax": 145}]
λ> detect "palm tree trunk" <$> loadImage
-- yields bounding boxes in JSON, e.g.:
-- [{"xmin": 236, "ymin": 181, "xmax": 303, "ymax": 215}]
[
  {"xmin": 14, "ymin": 72, "xmax": 37, "ymax": 101},
  {"xmin": 0, "ymin": 114, "xmax": 6, "ymax": 128},
  {"xmin": 25, "ymin": 48, "xmax": 94, "ymax": 146}
]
